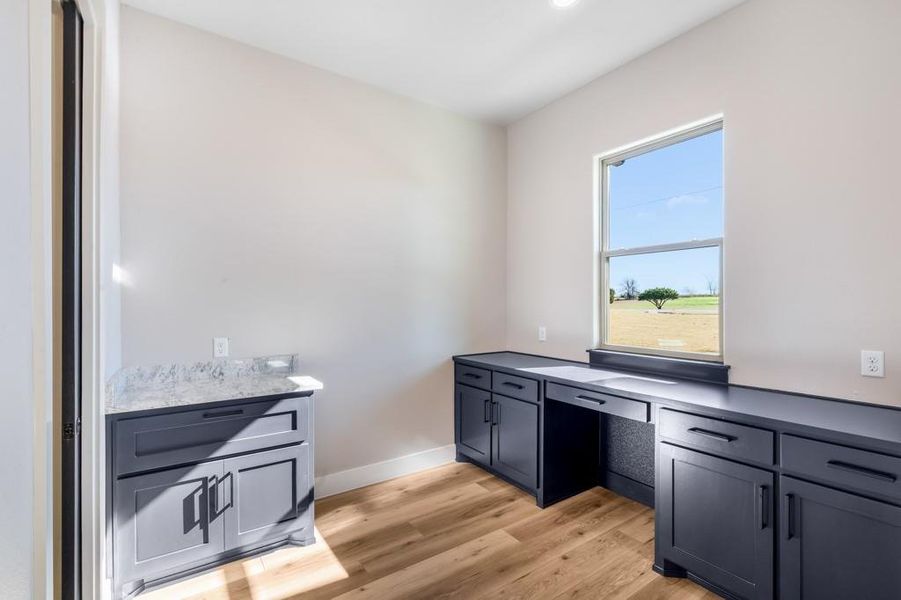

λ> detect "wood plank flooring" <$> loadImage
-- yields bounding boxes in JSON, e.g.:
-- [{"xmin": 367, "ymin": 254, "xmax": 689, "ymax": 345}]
[{"xmin": 142, "ymin": 463, "xmax": 719, "ymax": 599}]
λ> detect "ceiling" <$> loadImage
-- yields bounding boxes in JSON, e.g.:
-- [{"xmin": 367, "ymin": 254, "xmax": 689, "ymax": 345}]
[{"xmin": 121, "ymin": 0, "xmax": 746, "ymax": 124}]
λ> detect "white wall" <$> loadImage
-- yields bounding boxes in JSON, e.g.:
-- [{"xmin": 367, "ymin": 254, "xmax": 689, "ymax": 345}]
[
  {"xmin": 1, "ymin": 0, "xmax": 35, "ymax": 596},
  {"xmin": 507, "ymin": 0, "xmax": 901, "ymax": 406},
  {"xmin": 99, "ymin": 0, "xmax": 122, "ymax": 381},
  {"xmin": 119, "ymin": 8, "xmax": 507, "ymax": 477}
]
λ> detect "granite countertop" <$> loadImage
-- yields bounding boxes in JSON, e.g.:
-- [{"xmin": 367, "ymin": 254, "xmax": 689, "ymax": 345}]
[
  {"xmin": 454, "ymin": 351, "xmax": 901, "ymax": 449},
  {"xmin": 105, "ymin": 354, "xmax": 323, "ymax": 415}
]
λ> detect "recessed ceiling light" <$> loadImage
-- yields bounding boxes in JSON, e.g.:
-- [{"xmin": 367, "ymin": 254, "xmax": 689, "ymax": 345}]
[{"xmin": 550, "ymin": 0, "xmax": 580, "ymax": 8}]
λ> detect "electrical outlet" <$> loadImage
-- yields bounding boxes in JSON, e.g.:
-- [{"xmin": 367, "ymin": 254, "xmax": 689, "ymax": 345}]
[
  {"xmin": 538, "ymin": 326, "xmax": 547, "ymax": 342},
  {"xmin": 213, "ymin": 337, "xmax": 230, "ymax": 358},
  {"xmin": 861, "ymin": 350, "xmax": 884, "ymax": 378}
]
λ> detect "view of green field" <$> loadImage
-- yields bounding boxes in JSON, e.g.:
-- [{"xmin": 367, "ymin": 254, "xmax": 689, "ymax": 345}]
[{"xmin": 608, "ymin": 295, "xmax": 719, "ymax": 354}]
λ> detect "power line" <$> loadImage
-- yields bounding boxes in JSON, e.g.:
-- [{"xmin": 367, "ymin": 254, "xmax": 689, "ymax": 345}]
[{"xmin": 611, "ymin": 185, "xmax": 723, "ymax": 211}]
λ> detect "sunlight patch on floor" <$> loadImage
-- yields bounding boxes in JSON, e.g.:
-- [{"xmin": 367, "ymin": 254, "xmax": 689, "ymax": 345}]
[{"xmin": 139, "ymin": 528, "xmax": 349, "ymax": 599}]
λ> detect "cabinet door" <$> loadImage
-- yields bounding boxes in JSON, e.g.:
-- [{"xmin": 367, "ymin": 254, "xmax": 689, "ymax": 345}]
[
  {"xmin": 492, "ymin": 394, "xmax": 539, "ymax": 490},
  {"xmin": 781, "ymin": 476, "xmax": 901, "ymax": 600},
  {"xmin": 658, "ymin": 443, "xmax": 774, "ymax": 599},
  {"xmin": 222, "ymin": 444, "xmax": 313, "ymax": 550},
  {"xmin": 455, "ymin": 383, "xmax": 492, "ymax": 467},
  {"xmin": 115, "ymin": 462, "xmax": 224, "ymax": 585}
]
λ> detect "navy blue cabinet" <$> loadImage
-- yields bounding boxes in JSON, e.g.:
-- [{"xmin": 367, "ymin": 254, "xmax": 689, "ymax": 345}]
[
  {"xmin": 109, "ymin": 397, "xmax": 315, "ymax": 599},
  {"xmin": 657, "ymin": 443, "xmax": 774, "ymax": 599},
  {"xmin": 455, "ymin": 383, "xmax": 492, "ymax": 467},
  {"xmin": 115, "ymin": 462, "xmax": 225, "ymax": 589},
  {"xmin": 780, "ymin": 476, "xmax": 901, "ymax": 600},
  {"xmin": 491, "ymin": 393, "xmax": 539, "ymax": 489},
  {"xmin": 454, "ymin": 366, "xmax": 540, "ymax": 493}
]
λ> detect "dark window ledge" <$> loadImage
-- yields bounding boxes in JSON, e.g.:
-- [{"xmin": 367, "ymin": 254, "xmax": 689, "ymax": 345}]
[{"xmin": 587, "ymin": 349, "xmax": 730, "ymax": 384}]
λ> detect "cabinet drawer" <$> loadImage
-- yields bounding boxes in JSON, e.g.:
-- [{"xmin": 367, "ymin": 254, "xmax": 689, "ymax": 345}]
[
  {"xmin": 492, "ymin": 371, "xmax": 539, "ymax": 403},
  {"xmin": 454, "ymin": 364, "xmax": 491, "ymax": 391},
  {"xmin": 659, "ymin": 408, "xmax": 774, "ymax": 465},
  {"xmin": 114, "ymin": 397, "xmax": 309, "ymax": 476},
  {"xmin": 781, "ymin": 435, "xmax": 901, "ymax": 501},
  {"xmin": 545, "ymin": 382, "xmax": 649, "ymax": 422}
]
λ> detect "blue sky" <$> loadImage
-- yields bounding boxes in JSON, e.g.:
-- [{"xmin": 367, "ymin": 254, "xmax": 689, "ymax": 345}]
[{"xmin": 608, "ymin": 129, "xmax": 723, "ymax": 296}]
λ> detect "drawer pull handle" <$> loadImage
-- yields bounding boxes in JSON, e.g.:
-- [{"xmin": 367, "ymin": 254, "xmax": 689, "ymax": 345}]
[
  {"xmin": 463, "ymin": 372, "xmax": 482, "ymax": 380},
  {"xmin": 826, "ymin": 460, "xmax": 897, "ymax": 483},
  {"xmin": 576, "ymin": 394, "xmax": 606, "ymax": 405},
  {"xmin": 784, "ymin": 493, "xmax": 795, "ymax": 540},
  {"xmin": 202, "ymin": 408, "xmax": 244, "ymax": 419},
  {"xmin": 687, "ymin": 427, "xmax": 735, "ymax": 443},
  {"xmin": 759, "ymin": 485, "xmax": 769, "ymax": 529},
  {"xmin": 502, "ymin": 381, "xmax": 524, "ymax": 390}
]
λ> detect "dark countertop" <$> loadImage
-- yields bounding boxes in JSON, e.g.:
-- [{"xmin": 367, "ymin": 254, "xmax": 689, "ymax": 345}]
[{"xmin": 454, "ymin": 351, "xmax": 901, "ymax": 451}]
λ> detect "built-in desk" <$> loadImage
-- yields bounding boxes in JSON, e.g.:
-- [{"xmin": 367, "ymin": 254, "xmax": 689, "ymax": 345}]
[{"xmin": 453, "ymin": 350, "xmax": 901, "ymax": 600}]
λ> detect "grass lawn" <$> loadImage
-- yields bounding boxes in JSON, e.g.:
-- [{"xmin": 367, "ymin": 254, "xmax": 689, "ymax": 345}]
[{"xmin": 608, "ymin": 295, "xmax": 719, "ymax": 354}]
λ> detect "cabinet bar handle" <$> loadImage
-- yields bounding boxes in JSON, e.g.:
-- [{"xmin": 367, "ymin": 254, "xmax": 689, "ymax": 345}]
[
  {"xmin": 463, "ymin": 372, "xmax": 482, "ymax": 380},
  {"xmin": 826, "ymin": 460, "xmax": 897, "ymax": 483},
  {"xmin": 203, "ymin": 408, "xmax": 244, "ymax": 419},
  {"xmin": 687, "ymin": 427, "xmax": 735, "ymax": 443},
  {"xmin": 784, "ymin": 494, "xmax": 795, "ymax": 540},
  {"xmin": 492, "ymin": 402, "xmax": 500, "ymax": 426},
  {"xmin": 576, "ymin": 394, "xmax": 606, "ymax": 405},
  {"xmin": 759, "ymin": 485, "xmax": 769, "ymax": 529},
  {"xmin": 501, "ymin": 381, "xmax": 524, "ymax": 390},
  {"xmin": 483, "ymin": 398, "xmax": 491, "ymax": 423}
]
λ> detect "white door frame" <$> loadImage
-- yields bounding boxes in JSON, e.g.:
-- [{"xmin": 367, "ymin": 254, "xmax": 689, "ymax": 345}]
[{"xmin": 29, "ymin": 0, "xmax": 106, "ymax": 597}]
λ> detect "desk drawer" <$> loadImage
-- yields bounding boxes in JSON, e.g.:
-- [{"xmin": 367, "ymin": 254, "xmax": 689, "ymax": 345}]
[
  {"xmin": 659, "ymin": 408, "xmax": 773, "ymax": 465},
  {"xmin": 782, "ymin": 435, "xmax": 901, "ymax": 501},
  {"xmin": 455, "ymin": 364, "xmax": 491, "ymax": 391},
  {"xmin": 114, "ymin": 396, "xmax": 308, "ymax": 476},
  {"xmin": 491, "ymin": 371, "xmax": 539, "ymax": 403},
  {"xmin": 545, "ymin": 382, "xmax": 649, "ymax": 422}
]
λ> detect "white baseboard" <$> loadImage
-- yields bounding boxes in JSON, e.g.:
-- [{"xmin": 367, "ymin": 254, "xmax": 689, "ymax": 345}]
[{"xmin": 315, "ymin": 444, "xmax": 457, "ymax": 499}]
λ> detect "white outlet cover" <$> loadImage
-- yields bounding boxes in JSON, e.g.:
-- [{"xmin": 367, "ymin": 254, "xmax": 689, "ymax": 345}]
[
  {"xmin": 860, "ymin": 350, "xmax": 884, "ymax": 378},
  {"xmin": 213, "ymin": 337, "xmax": 230, "ymax": 358},
  {"xmin": 538, "ymin": 326, "xmax": 547, "ymax": 342}
]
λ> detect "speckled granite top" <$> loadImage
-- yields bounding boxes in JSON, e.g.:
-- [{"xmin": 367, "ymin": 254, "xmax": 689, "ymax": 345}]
[{"xmin": 105, "ymin": 354, "xmax": 323, "ymax": 414}]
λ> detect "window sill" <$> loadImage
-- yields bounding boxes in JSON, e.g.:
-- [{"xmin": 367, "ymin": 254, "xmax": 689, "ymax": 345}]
[{"xmin": 587, "ymin": 348, "xmax": 730, "ymax": 384}]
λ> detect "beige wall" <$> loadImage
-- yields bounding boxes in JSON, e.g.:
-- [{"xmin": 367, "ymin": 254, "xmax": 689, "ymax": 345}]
[
  {"xmin": 119, "ymin": 8, "xmax": 507, "ymax": 476},
  {"xmin": 507, "ymin": 0, "xmax": 901, "ymax": 405}
]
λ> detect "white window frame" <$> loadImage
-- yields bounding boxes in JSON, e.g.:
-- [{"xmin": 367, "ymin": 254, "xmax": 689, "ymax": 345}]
[{"xmin": 596, "ymin": 118, "xmax": 724, "ymax": 362}]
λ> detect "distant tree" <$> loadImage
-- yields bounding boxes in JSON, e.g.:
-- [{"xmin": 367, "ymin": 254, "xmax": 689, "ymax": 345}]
[
  {"xmin": 620, "ymin": 278, "xmax": 639, "ymax": 300},
  {"xmin": 682, "ymin": 286, "xmax": 696, "ymax": 297},
  {"xmin": 609, "ymin": 288, "xmax": 616, "ymax": 304},
  {"xmin": 639, "ymin": 287, "xmax": 680, "ymax": 310},
  {"xmin": 705, "ymin": 276, "xmax": 718, "ymax": 297}
]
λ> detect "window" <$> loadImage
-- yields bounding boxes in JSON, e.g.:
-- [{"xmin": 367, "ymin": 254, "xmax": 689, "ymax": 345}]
[{"xmin": 599, "ymin": 120, "xmax": 723, "ymax": 360}]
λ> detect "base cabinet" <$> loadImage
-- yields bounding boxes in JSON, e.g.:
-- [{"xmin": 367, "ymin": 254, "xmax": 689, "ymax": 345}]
[
  {"xmin": 115, "ymin": 462, "xmax": 225, "ymax": 585},
  {"xmin": 657, "ymin": 443, "xmax": 774, "ymax": 600},
  {"xmin": 492, "ymin": 393, "xmax": 539, "ymax": 489},
  {"xmin": 223, "ymin": 444, "xmax": 314, "ymax": 549},
  {"xmin": 455, "ymin": 382, "xmax": 539, "ymax": 492},
  {"xmin": 115, "ymin": 443, "xmax": 312, "ymax": 596},
  {"xmin": 780, "ymin": 476, "xmax": 901, "ymax": 600},
  {"xmin": 110, "ymin": 396, "xmax": 315, "ymax": 599},
  {"xmin": 455, "ymin": 383, "xmax": 492, "ymax": 467}
]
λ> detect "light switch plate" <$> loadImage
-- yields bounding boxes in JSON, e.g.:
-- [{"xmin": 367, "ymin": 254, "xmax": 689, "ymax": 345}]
[
  {"xmin": 861, "ymin": 350, "xmax": 884, "ymax": 377},
  {"xmin": 213, "ymin": 337, "xmax": 230, "ymax": 358},
  {"xmin": 538, "ymin": 326, "xmax": 547, "ymax": 342}
]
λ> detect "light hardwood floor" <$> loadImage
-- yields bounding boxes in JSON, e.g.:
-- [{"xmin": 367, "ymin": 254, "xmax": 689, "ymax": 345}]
[{"xmin": 142, "ymin": 462, "xmax": 719, "ymax": 599}]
